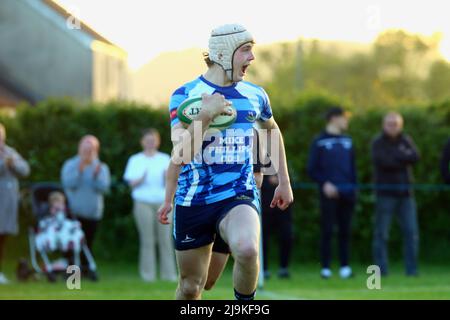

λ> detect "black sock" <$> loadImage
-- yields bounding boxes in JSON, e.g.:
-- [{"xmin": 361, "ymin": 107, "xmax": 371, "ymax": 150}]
[{"xmin": 234, "ymin": 288, "xmax": 256, "ymax": 301}]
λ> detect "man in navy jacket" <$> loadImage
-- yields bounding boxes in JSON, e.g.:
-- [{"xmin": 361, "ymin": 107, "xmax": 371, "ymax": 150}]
[{"xmin": 308, "ymin": 107, "xmax": 357, "ymax": 279}]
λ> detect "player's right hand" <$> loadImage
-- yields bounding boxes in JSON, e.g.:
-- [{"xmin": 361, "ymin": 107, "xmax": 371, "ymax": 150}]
[
  {"xmin": 158, "ymin": 202, "xmax": 173, "ymax": 225},
  {"xmin": 201, "ymin": 93, "xmax": 233, "ymax": 119}
]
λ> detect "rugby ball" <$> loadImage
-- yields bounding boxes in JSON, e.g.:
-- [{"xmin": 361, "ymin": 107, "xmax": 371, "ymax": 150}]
[{"xmin": 177, "ymin": 97, "xmax": 237, "ymax": 130}]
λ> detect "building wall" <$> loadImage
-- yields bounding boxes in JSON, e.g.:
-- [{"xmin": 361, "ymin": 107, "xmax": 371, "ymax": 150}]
[
  {"xmin": 0, "ymin": 0, "xmax": 93, "ymax": 101},
  {"xmin": 92, "ymin": 41, "xmax": 129, "ymax": 102}
]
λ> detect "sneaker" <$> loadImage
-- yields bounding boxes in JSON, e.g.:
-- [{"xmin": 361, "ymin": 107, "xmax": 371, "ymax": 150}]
[
  {"xmin": 0, "ymin": 272, "xmax": 10, "ymax": 284},
  {"xmin": 339, "ymin": 266, "xmax": 354, "ymax": 279},
  {"xmin": 320, "ymin": 268, "xmax": 332, "ymax": 279},
  {"xmin": 278, "ymin": 268, "xmax": 290, "ymax": 279}
]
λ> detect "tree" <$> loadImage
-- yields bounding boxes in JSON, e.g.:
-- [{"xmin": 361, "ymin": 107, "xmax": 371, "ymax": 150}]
[{"xmin": 425, "ymin": 60, "xmax": 450, "ymax": 102}]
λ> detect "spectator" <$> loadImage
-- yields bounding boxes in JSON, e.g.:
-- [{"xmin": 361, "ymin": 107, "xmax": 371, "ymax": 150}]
[
  {"xmin": 371, "ymin": 112, "xmax": 420, "ymax": 276},
  {"xmin": 440, "ymin": 138, "xmax": 450, "ymax": 184},
  {"xmin": 61, "ymin": 135, "xmax": 110, "ymax": 276},
  {"xmin": 307, "ymin": 107, "xmax": 357, "ymax": 279},
  {"xmin": 261, "ymin": 174, "xmax": 293, "ymax": 279},
  {"xmin": 0, "ymin": 123, "xmax": 30, "ymax": 284},
  {"xmin": 124, "ymin": 129, "xmax": 177, "ymax": 282}
]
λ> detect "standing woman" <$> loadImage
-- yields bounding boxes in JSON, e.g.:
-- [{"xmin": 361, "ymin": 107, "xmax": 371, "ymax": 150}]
[
  {"xmin": 124, "ymin": 128, "xmax": 177, "ymax": 282},
  {"xmin": 0, "ymin": 123, "xmax": 30, "ymax": 284}
]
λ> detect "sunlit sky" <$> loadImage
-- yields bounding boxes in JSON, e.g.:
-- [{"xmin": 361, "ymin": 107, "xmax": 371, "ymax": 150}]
[{"xmin": 56, "ymin": 0, "xmax": 450, "ymax": 70}]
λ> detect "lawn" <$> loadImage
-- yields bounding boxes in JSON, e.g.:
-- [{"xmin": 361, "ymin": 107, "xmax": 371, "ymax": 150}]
[{"xmin": 1, "ymin": 261, "xmax": 449, "ymax": 300}]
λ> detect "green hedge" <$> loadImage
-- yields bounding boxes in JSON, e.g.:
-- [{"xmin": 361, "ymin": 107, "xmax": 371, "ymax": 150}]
[{"xmin": 1, "ymin": 96, "xmax": 449, "ymax": 264}]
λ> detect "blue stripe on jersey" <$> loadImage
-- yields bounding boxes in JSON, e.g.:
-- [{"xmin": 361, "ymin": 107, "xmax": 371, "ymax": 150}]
[
  {"xmin": 168, "ymin": 75, "xmax": 273, "ymax": 206},
  {"xmin": 236, "ymin": 81, "xmax": 273, "ymax": 121},
  {"xmin": 252, "ymin": 188, "xmax": 262, "ymax": 214},
  {"xmin": 172, "ymin": 87, "xmax": 185, "ymax": 96},
  {"xmin": 212, "ymin": 88, "xmax": 246, "ymax": 100}
]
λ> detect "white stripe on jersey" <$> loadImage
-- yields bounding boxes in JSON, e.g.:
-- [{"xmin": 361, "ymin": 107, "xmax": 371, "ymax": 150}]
[
  {"xmin": 252, "ymin": 188, "xmax": 262, "ymax": 213},
  {"xmin": 245, "ymin": 169, "xmax": 253, "ymax": 190},
  {"xmin": 187, "ymin": 81, "xmax": 215, "ymax": 98},
  {"xmin": 235, "ymin": 82, "xmax": 262, "ymax": 119},
  {"xmin": 182, "ymin": 163, "xmax": 200, "ymax": 206}
]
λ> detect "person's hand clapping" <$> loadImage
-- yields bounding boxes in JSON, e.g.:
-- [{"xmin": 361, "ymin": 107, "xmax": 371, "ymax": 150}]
[
  {"xmin": 5, "ymin": 155, "xmax": 14, "ymax": 169},
  {"xmin": 93, "ymin": 162, "xmax": 102, "ymax": 178}
]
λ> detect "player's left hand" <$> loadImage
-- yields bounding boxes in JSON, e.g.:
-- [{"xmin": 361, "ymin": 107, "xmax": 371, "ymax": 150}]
[
  {"xmin": 158, "ymin": 202, "xmax": 173, "ymax": 225},
  {"xmin": 270, "ymin": 182, "xmax": 294, "ymax": 210}
]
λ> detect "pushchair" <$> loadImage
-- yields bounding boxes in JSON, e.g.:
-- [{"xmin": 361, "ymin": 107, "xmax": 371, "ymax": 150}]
[{"xmin": 20, "ymin": 182, "xmax": 98, "ymax": 282}]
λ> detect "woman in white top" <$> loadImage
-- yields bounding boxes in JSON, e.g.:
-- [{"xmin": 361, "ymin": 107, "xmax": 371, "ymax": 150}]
[{"xmin": 124, "ymin": 128, "xmax": 177, "ymax": 282}]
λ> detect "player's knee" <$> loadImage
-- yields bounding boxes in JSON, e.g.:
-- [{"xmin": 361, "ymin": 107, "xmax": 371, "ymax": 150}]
[
  {"xmin": 232, "ymin": 241, "xmax": 258, "ymax": 263},
  {"xmin": 179, "ymin": 277, "xmax": 203, "ymax": 299}
]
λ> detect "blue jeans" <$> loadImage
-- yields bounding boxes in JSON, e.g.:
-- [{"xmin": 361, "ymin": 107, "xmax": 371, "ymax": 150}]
[{"xmin": 372, "ymin": 196, "xmax": 419, "ymax": 275}]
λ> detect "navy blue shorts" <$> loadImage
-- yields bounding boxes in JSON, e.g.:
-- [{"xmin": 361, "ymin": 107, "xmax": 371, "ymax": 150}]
[
  {"xmin": 212, "ymin": 232, "xmax": 231, "ymax": 254},
  {"xmin": 173, "ymin": 191, "xmax": 258, "ymax": 251}
]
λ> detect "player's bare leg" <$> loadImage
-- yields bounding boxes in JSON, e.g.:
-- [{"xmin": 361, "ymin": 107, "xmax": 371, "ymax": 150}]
[
  {"xmin": 175, "ymin": 243, "xmax": 212, "ymax": 300},
  {"xmin": 204, "ymin": 252, "xmax": 229, "ymax": 290},
  {"xmin": 219, "ymin": 204, "xmax": 260, "ymax": 298}
]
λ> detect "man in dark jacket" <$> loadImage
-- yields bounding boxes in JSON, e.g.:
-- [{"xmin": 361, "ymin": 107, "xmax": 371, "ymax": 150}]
[
  {"xmin": 441, "ymin": 138, "xmax": 450, "ymax": 185},
  {"xmin": 371, "ymin": 112, "xmax": 420, "ymax": 276},
  {"xmin": 308, "ymin": 107, "xmax": 357, "ymax": 279}
]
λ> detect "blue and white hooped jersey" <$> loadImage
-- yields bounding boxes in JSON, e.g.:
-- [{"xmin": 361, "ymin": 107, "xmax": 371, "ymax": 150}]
[{"xmin": 169, "ymin": 75, "xmax": 273, "ymax": 206}]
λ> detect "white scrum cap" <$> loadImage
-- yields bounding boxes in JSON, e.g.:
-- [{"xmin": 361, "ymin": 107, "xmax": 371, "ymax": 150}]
[{"xmin": 208, "ymin": 24, "xmax": 254, "ymax": 80}]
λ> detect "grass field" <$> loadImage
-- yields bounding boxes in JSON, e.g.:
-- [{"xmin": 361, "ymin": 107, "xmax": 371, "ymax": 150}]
[{"xmin": 1, "ymin": 261, "xmax": 449, "ymax": 300}]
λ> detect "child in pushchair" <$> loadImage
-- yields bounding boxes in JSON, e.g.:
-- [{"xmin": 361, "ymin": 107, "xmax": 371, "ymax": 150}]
[
  {"xmin": 35, "ymin": 191, "xmax": 84, "ymax": 255},
  {"xmin": 19, "ymin": 183, "xmax": 98, "ymax": 282}
]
